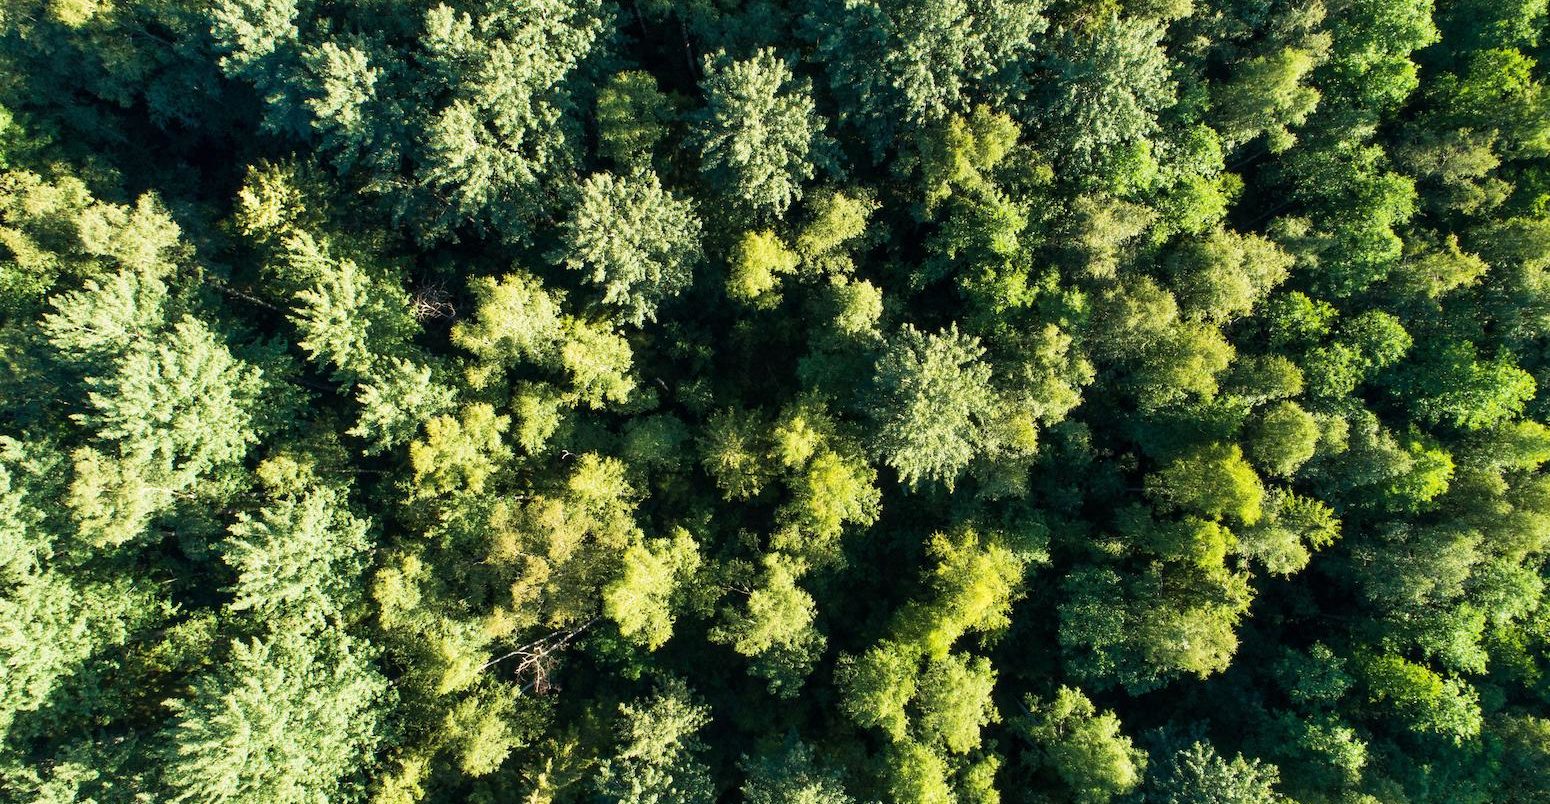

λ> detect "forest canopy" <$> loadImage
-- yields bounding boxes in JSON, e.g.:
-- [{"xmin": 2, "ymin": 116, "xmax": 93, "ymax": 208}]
[{"xmin": 3, "ymin": 0, "xmax": 1550, "ymax": 801}]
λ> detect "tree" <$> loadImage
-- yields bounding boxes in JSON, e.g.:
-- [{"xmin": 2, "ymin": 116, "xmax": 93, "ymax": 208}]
[
  {"xmin": 555, "ymin": 171, "xmax": 702, "ymax": 325},
  {"xmin": 836, "ymin": 640, "xmax": 918, "ymax": 740},
  {"xmin": 800, "ymin": 0, "xmax": 1046, "ymax": 149},
  {"xmin": 348, "ymin": 358, "xmax": 456, "ymax": 455},
  {"xmin": 712, "ymin": 553, "xmax": 826, "ymax": 696},
  {"xmin": 866, "ymin": 324, "xmax": 998, "ymax": 489},
  {"xmin": 559, "ymin": 317, "xmax": 638, "ymax": 408},
  {"xmin": 1397, "ymin": 341, "xmax": 1536, "ymax": 431},
  {"xmin": 1165, "ymin": 229, "xmax": 1292, "ymax": 324},
  {"xmin": 914, "ymin": 652, "xmax": 998, "ymax": 754},
  {"xmin": 1247, "ymin": 401, "xmax": 1320, "ymax": 477},
  {"xmin": 1146, "ymin": 741, "xmax": 1280, "ymax": 804},
  {"xmin": 407, "ymin": 403, "xmax": 510, "ymax": 498},
  {"xmin": 1238, "ymin": 491, "xmax": 1340, "ymax": 576},
  {"xmin": 776, "ymin": 446, "xmax": 882, "ymax": 562},
  {"xmin": 592, "ymin": 679, "xmax": 715, "ymax": 804},
  {"xmin": 1040, "ymin": 14, "xmax": 1175, "ymax": 173},
  {"xmin": 603, "ymin": 528, "xmax": 701, "ymax": 650},
  {"xmin": 1147, "ymin": 444, "xmax": 1266, "ymax": 525},
  {"xmin": 727, "ymin": 229, "xmax": 800, "ymax": 307},
  {"xmin": 796, "ymin": 188, "xmax": 876, "ymax": 274},
  {"xmin": 1213, "ymin": 46, "xmax": 1325, "ymax": 152},
  {"xmin": 79, "ymin": 317, "xmax": 263, "ymax": 485},
  {"xmin": 161, "ymin": 629, "xmax": 386, "ymax": 804},
  {"xmin": 897, "ymin": 528, "xmax": 1035, "ymax": 657},
  {"xmin": 1359, "ymin": 654, "xmax": 1482, "ymax": 741},
  {"xmin": 741, "ymin": 736, "xmax": 853, "ymax": 804},
  {"xmin": 449, "ymin": 272, "xmax": 566, "ymax": 386},
  {"xmin": 222, "ymin": 484, "xmax": 373, "ymax": 626},
  {"xmin": 0, "ymin": 570, "xmax": 152, "ymax": 737},
  {"xmin": 693, "ymin": 48, "xmax": 828, "ymax": 222},
  {"xmin": 40, "ymin": 269, "xmax": 169, "ymax": 367},
  {"xmin": 1018, "ymin": 686, "xmax": 1148, "ymax": 804},
  {"xmin": 1322, "ymin": 0, "xmax": 1438, "ymax": 112},
  {"xmin": 884, "ymin": 740, "xmax": 953, "ymax": 804},
  {"xmin": 290, "ymin": 249, "xmax": 416, "ymax": 385},
  {"xmin": 406, "ymin": 0, "xmax": 608, "ymax": 241},
  {"xmin": 596, "ymin": 70, "xmax": 676, "ymax": 171},
  {"xmin": 700, "ymin": 407, "xmax": 775, "ymax": 501}
]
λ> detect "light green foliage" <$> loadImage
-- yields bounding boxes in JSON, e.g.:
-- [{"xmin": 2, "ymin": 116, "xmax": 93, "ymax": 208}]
[
  {"xmin": 1166, "ymin": 229, "xmax": 1292, "ymax": 323},
  {"xmin": 770, "ymin": 399, "xmax": 881, "ymax": 561},
  {"xmin": 1263, "ymin": 290, "xmax": 1336, "ymax": 348},
  {"xmin": 701, "ymin": 407, "xmax": 774, "ymax": 501},
  {"xmin": 301, "ymin": 42, "xmax": 379, "ymax": 170},
  {"xmin": 0, "ymin": 441, "xmax": 53, "ymax": 582},
  {"xmin": 290, "ymin": 248, "xmax": 416, "ymax": 384},
  {"xmin": 836, "ymin": 640, "xmax": 918, "ymax": 740},
  {"xmin": 1239, "ymin": 491, "xmax": 1340, "ymax": 575},
  {"xmin": 65, "ymin": 447, "xmax": 163, "ymax": 548},
  {"xmin": 161, "ymin": 629, "xmax": 386, "ymax": 804},
  {"xmin": 867, "ymin": 324, "xmax": 997, "ymax": 489},
  {"xmin": 41, "ymin": 269, "xmax": 169, "ymax": 364},
  {"xmin": 559, "ymin": 317, "xmax": 638, "ymax": 408},
  {"xmin": 1066, "ymin": 194, "xmax": 1155, "ymax": 281},
  {"xmin": 408, "ymin": 403, "xmax": 510, "ymax": 498},
  {"xmin": 603, "ymin": 528, "xmax": 701, "ymax": 649},
  {"xmin": 222, "ymin": 484, "xmax": 372, "ymax": 625},
  {"xmin": 1088, "ymin": 274, "xmax": 1180, "ymax": 358},
  {"xmin": 826, "ymin": 277, "xmax": 885, "ymax": 337},
  {"xmin": 694, "ymin": 48, "xmax": 827, "ymax": 222},
  {"xmin": 64, "ymin": 314, "xmax": 266, "ymax": 547},
  {"xmin": 918, "ymin": 106, "xmax": 1020, "ymax": 212},
  {"xmin": 778, "ymin": 447, "xmax": 881, "ymax": 558},
  {"xmin": 1282, "ymin": 143, "xmax": 1420, "ymax": 297},
  {"xmin": 1020, "ymin": 686, "xmax": 1147, "ymax": 803},
  {"xmin": 914, "ymin": 652, "xmax": 997, "ymax": 753},
  {"xmin": 1147, "ymin": 445, "xmax": 1266, "ymax": 525},
  {"xmin": 0, "ymin": 571, "xmax": 150, "ymax": 736},
  {"xmin": 450, "ymin": 272, "xmax": 566, "ymax": 382},
  {"xmin": 556, "ymin": 170, "xmax": 702, "ymax": 325},
  {"xmin": 900, "ymin": 528, "xmax": 1034, "ymax": 657},
  {"xmin": 1247, "ymin": 401, "xmax": 1320, "ymax": 477},
  {"xmin": 1214, "ymin": 46, "xmax": 1325, "ymax": 152},
  {"xmin": 1431, "ymin": 48, "xmax": 1550, "ymax": 158},
  {"xmin": 1223, "ymin": 354, "xmax": 1305, "ymax": 404},
  {"xmin": 710, "ymin": 553, "xmax": 825, "ymax": 696},
  {"xmin": 0, "ymin": 175, "xmax": 183, "ymax": 316},
  {"xmin": 80, "ymin": 317, "xmax": 261, "ymax": 481},
  {"xmin": 1324, "ymin": 0, "xmax": 1438, "ymax": 110},
  {"xmin": 593, "ymin": 679, "xmax": 715, "ymax": 804},
  {"xmin": 885, "ymin": 740, "xmax": 953, "ymax": 804},
  {"xmin": 796, "ymin": 189, "xmax": 876, "ymax": 274},
  {"xmin": 1391, "ymin": 235, "xmax": 1490, "ymax": 296},
  {"xmin": 439, "ymin": 683, "xmax": 529, "ymax": 777},
  {"xmin": 1132, "ymin": 322, "xmax": 1236, "ymax": 407},
  {"xmin": 727, "ymin": 229, "xmax": 800, "ymax": 307},
  {"xmin": 1359, "ymin": 654, "xmax": 1482, "ymax": 741},
  {"xmin": 1059, "ymin": 562, "xmax": 1252, "ymax": 693}
]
